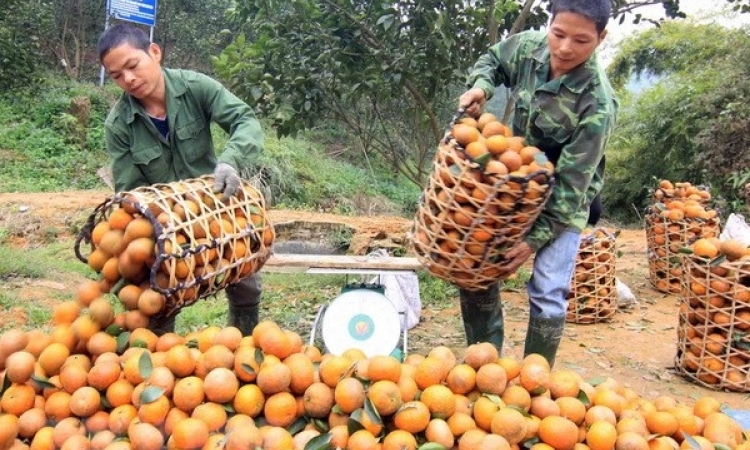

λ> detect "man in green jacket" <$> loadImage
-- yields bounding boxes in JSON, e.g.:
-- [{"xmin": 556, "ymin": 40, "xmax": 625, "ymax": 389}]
[
  {"xmin": 97, "ymin": 22, "xmax": 264, "ymax": 336},
  {"xmin": 457, "ymin": 0, "xmax": 618, "ymax": 366}
]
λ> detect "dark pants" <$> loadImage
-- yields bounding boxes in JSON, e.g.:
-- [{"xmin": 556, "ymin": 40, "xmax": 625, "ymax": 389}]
[
  {"xmin": 588, "ymin": 193, "xmax": 602, "ymax": 226},
  {"xmin": 226, "ymin": 273, "xmax": 262, "ymax": 307}
]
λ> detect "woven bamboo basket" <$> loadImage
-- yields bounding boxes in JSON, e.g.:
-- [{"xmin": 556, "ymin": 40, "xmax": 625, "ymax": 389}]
[
  {"xmin": 75, "ymin": 176, "xmax": 275, "ymax": 317},
  {"xmin": 675, "ymin": 253, "xmax": 750, "ymax": 392},
  {"xmin": 412, "ymin": 132, "xmax": 554, "ymax": 291},
  {"xmin": 645, "ymin": 209, "xmax": 720, "ymax": 294},
  {"xmin": 566, "ymin": 228, "xmax": 617, "ymax": 324}
]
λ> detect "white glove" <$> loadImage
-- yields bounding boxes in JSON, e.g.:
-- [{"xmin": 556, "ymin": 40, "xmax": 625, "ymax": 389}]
[{"xmin": 213, "ymin": 163, "xmax": 241, "ymax": 199}]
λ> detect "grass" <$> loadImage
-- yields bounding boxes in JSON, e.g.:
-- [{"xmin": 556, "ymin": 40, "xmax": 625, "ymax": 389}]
[
  {"xmin": 0, "ymin": 242, "xmax": 89, "ymax": 280},
  {"xmin": 0, "ymin": 80, "xmax": 421, "ymax": 216}
]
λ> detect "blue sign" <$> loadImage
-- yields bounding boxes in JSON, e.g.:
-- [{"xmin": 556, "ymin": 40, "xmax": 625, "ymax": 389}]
[{"xmin": 108, "ymin": 0, "xmax": 157, "ymax": 27}]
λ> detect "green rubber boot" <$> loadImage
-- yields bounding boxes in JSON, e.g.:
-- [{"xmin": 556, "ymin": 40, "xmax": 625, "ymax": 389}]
[
  {"xmin": 228, "ymin": 304, "xmax": 260, "ymax": 336},
  {"xmin": 523, "ymin": 316, "xmax": 566, "ymax": 367},
  {"xmin": 459, "ymin": 282, "xmax": 504, "ymax": 354}
]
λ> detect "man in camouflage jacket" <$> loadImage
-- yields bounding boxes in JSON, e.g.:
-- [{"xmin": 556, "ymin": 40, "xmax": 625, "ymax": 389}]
[
  {"xmin": 98, "ymin": 22, "xmax": 264, "ymax": 336},
  {"xmin": 457, "ymin": 0, "xmax": 618, "ymax": 366}
]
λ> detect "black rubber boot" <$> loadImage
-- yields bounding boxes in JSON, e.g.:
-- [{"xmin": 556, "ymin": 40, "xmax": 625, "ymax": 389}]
[
  {"xmin": 459, "ymin": 282, "xmax": 504, "ymax": 354},
  {"xmin": 225, "ymin": 274, "xmax": 262, "ymax": 336},
  {"xmin": 524, "ymin": 316, "xmax": 566, "ymax": 367},
  {"xmin": 148, "ymin": 313, "xmax": 177, "ymax": 336}
]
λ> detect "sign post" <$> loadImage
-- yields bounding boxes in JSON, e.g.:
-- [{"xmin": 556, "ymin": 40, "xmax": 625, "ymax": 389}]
[
  {"xmin": 99, "ymin": 0, "xmax": 158, "ymax": 85},
  {"xmin": 109, "ymin": 0, "xmax": 157, "ymax": 27}
]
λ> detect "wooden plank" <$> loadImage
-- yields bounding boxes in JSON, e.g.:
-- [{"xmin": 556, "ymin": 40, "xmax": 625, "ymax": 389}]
[{"xmin": 262, "ymin": 253, "xmax": 424, "ymax": 273}]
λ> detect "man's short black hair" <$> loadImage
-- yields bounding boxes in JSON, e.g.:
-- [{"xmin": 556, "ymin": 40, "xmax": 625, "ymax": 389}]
[
  {"xmin": 551, "ymin": 0, "xmax": 611, "ymax": 33},
  {"xmin": 97, "ymin": 22, "xmax": 152, "ymax": 62}
]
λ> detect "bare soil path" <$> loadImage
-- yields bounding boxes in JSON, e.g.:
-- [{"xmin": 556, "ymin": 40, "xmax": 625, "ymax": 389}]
[{"xmin": 1, "ymin": 190, "xmax": 748, "ymax": 408}]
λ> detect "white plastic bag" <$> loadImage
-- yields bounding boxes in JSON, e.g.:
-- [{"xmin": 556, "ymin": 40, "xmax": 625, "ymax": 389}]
[
  {"xmin": 366, "ymin": 250, "xmax": 422, "ymax": 330},
  {"xmin": 616, "ymin": 277, "xmax": 637, "ymax": 309},
  {"xmin": 719, "ymin": 213, "xmax": 750, "ymax": 245},
  {"xmin": 379, "ymin": 272, "xmax": 422, "ymax": 330}
]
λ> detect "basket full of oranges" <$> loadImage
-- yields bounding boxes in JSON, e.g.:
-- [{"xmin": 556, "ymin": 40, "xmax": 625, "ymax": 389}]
[
  {"xmin": 75, "ymin": 176, "xmax": 275, "ymax": 318},
  {"xmin": 566, "ymin": 227, "xmax": 618, "ymax": 324},
  {"xmin": 411, "ymin": 111, "xmax": 555, "ymax": 291},
  {"xmin": 675, "ymin": 237, "xmax": 750, "ymax": 392},
  {"xmin": 645, "ymin": 180, "xmax": 720, "ymax": 294}
]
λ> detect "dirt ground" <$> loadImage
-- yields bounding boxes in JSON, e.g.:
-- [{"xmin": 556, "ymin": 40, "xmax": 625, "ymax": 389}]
[{"xmin": 1, "ymin": 190, "xmax": 749, "ymax": 409}]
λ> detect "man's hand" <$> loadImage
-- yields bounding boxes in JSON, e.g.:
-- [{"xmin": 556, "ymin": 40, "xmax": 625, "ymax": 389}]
[
  {"xmin": 498, "ymin": 241, "xmax": 533, "ymax": 275},
  {"xmin": 458, "ymin": 88, "xmax": 487, "ymax": 118},
  {"xmin": 213, "ymin": 162, "xmax": 241, "ymax": 199}
]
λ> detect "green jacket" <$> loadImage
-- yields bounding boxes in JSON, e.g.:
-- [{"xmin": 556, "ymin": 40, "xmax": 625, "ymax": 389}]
[
  {"xmin": 104, "ymin": 68, "xmax": 263, "ymax": 192},
  {"xmin": 466, "ymin": 30, "xmax": 618, "ymax": 251}
]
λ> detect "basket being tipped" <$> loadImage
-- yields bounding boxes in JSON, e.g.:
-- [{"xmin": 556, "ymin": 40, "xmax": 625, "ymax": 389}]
[
  {"xmin": 75, "ymin": 175, "xmax": 275, "ymax": 321},
  {"xmin": 412, "ymin": 113, "xmax": 555, "ymax": 291}
]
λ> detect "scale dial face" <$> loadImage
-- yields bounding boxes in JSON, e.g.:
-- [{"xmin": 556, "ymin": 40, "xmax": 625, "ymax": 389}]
[{"xmin": 321, "ymin": 289, "xmax": 401, "ymax": 357}]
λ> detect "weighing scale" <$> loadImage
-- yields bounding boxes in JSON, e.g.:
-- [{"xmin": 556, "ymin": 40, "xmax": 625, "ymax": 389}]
[
  {"xmin": 262, "ymin": 252, "xmax": 423, "ymax": 359},
  {"xmin": 308, "ymin": 277, "xmax": 409, "ymax": 359}
]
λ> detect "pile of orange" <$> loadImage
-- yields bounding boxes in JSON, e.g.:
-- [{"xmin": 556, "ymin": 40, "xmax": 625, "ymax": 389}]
[
  {"xmin": 412, "ymin": 113, "xmax": 555, "ymax": 289},
  {"xmin": 567, "ymin": 228, "xmax": 618, "ymax": 324},
  {"xmin": 2, "ymin": 318, "xmax": 749, "ymax": 450},
  {"xmin": 646, "ymin": 180, "xmax": 720, "ymax": 294},
  {"xmin": 652, "ymin": 180, "xmax": 712, "ymax": 206},
  {"xmin": 78, "ymin": 178, "xmax": 274, "ymax": 330},
  {"xmin": 676, "ymin": 237, "xmax": 750, "ymax": 391}
]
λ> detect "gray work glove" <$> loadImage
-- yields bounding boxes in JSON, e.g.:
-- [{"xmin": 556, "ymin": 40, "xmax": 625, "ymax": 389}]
[{"xmin": 213, "ymin": 162, "xmax": 241, "ymax": 199}]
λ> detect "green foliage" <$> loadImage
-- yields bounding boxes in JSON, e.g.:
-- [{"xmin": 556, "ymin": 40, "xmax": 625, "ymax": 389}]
[
  {"xmin": 0, "ymin": 78, "xmax": 116, "ymax": 192},
  {"xmin": 0, "ymin": 0, "xmax": 45, "ymax": 90},
  {"xmin": 501, "ymin": 268, "xmax": 532, "ymax": 291},
  {"xmin": 603, "ymin": 22, "xmax": 750, "ymax": 222},
  {"xmin": 216, "ymin": 0, "xmax": 490, "ymax": 186},
  {"xmin": 253, "ymin": 131, "xmax": 420, "ymax": 214},
  {"xmin": 155, "ymin": 0, "xmax": 239, "ymax": 74},
  {"xmin": 608, "ymin": 22, "xmax": 741, "ymax": 88},
  {"xmin": 417, "ymin": 270, "xmax": 457, "ymax": 309},
  {"xmin": 0, "ymin": 76, "xmax": 419, "ymax": 214},
  {"xmin": 693, "ymin": 44, "xmax": 750, "ymax": 212},
  {"xmin": 214, "ymin": 0, "xmax": 695, "ymax": 189},
  {"xmin": 726, "ymin": 0, "xmax": 750, "ymax": 13}
]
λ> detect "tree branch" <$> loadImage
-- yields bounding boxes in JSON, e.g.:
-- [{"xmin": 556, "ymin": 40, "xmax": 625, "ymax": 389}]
[{"xmin": 318, "ymin": 0, "xmax": 442, "ymax": 144}]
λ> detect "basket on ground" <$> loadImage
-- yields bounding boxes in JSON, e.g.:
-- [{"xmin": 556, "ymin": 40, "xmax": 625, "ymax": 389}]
[
  {"xmin": 566, "ymin": 227, "xmax": 618, "ymax": 324},
  {"xmin": 412, "ymin": 113, "xmax": 555, "ymax": 291},
  {"xmin": 675, "ymin": 252, "xmax": 750, "ymax": 392},
  {"xmin": 75, "ymin": 175, "xmax": 275, "ymax": 318},
  {"xmin": 645, "ymin": 193, "xmax": 720, "ymax": 294}
]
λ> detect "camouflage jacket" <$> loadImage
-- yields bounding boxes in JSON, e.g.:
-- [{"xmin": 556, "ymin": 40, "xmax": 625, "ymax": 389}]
[
  {"xmin": 466, "ymin": 30, "xmax": 618, "ymax": 251},
  {"xmin": 104, "ymin": 68, "xmax": 263, "ymax": 192}
]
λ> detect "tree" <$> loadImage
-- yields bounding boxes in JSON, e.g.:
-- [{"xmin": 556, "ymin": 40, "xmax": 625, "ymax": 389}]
[
  {"xmin": 0, "ymin": 0, "xmax": 44, "ymax": 90},
  {"xmin": 601, "ymin": 22, "xmax": 750, "ymax": 220},
  {"xmin": 726, "ymin": 0, "xmax": 750, "ymax": 13},
  {"xmin": 154, "ymin": 0, "xmax": 237, "ymax": 74},
  {"xmin": 216, "ymin": 0, "xmax": 689, "ymax": 187},
  {"xmin": 0, "ymin": 0, "xmax": 238, "ymax": 85},
  {"xmin": 215, "ymin": 0, "xmax": 489, "ymax": 186}
]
